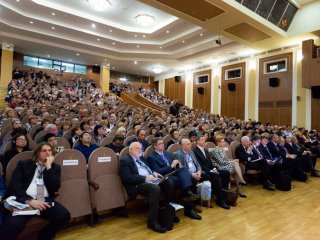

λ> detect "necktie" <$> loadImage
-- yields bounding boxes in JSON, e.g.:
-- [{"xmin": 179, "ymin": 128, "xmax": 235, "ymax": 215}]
[
  {"xmin": 255, "ymin": 147, "xmax": 263, "ymax": 158},
  {"xmin": 161, "ymin": 153, "xmax": 170, "ymax": 166},
  {"xmin": 136, "ymin": 159, "xmax": 152, "ymax": 175},
  {"xmin": 36, "ymin": 166, "xmax": 45, "ymax": 202},
  {"xmin": 265, "ymin": 146, "xmax": 273, "ymax": 159}
]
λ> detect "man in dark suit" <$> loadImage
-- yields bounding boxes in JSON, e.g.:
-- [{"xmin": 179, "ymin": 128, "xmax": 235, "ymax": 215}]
[
  {"xmin": 147, "ymin": 138, "xmax": 201, "ymax": 220},
  {"xmin": 235, "ymin": 136, "xmax": 275, "ymax": 191},
  {"xmin": 105, "ymin": 135, "xmax": 125, "ymax": 156},
  {"xmin": 0, "ymin": 143, "xmax": 70, "ymax": 240},
  {"xmin": 127, "ymin": 129, "xmax": 149, "ymax": 154},
  {"xmin": 166, "ymin": 129, "xmax": 180, "ymax": 148},
  {"xmin": 174, "ymin": 138, "xmax": 230, "ymax": 210},
  {"xmin": 193, "ymin": 135, "xmax": 231, "ymax": 191},
  {"xmin": 119, "ymin": 142, "xmax": 175, "ymax": 233}
]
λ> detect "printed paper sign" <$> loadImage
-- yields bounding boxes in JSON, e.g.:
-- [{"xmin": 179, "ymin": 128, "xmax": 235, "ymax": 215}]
[
  {"xmin": 98, "ymin": 156, "xmax": 111, "ymax": 162},
  {"xmin": 63, "ymin": 160, "xmax": 79, "ymax": 166}
]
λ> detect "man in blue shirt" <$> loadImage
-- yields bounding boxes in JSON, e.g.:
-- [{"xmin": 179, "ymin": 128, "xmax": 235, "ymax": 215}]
[{"xmin": 74, "ymin": 132, "xmax": 98, "ymax": 163}]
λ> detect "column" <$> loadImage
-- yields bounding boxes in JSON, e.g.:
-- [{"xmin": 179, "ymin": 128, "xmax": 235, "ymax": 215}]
[
  {"xmin": 100, "ymin": 64, "xmax": 110, "ymax": 93},
  {"xmin": 246, "ymin": 58, "xmax": 258, "ymax": 120}
]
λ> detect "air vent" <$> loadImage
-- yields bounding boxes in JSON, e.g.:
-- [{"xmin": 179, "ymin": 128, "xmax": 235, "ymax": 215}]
[
  {"xmin": 267, "ymin": 48, "xmax": 282, "ymax": 53},
  {"xmin": 228, "ymin": 58, "xmax": 239, "ymax": 63}
]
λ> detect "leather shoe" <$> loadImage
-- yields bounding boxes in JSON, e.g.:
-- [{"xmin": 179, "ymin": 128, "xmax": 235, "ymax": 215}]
[
  {"xmin": 237, "ymin": 190, "xmax": 247, "ymax": 198},
  {"xmin": 311, "ymin": 172, "xmax": 320, "ymax": 177},
  {"xmin": 173, "ymin": 216, "xmax": 180, "ymax": 223},
  {"xmin": 182, "ymin": 191, "xmax": 199, "ymax": 202},
  {"xmin": 239, "ymin": 181, "xmax": 247, "ymax": 186},
  {"xmin": 192, "ymin": 204, "xmax": 203, "ymax": 213},
  {"xmin": 184, "ymin": 209, "xmax": 202, "ymax": 220},
  {"xmin": 216, "ymin": 200, "xmax": 230, "ymax": 210},
  {"xmin": 263, "ymin": 184, "xmax": 276, "ymax": 191},
  {"xmin": 147, "ymin": 221, "xmax": 167, "ymax": 233},
  {"xmin": 266, "ymin": 180, "xmax": 275, "ymax": 186}
]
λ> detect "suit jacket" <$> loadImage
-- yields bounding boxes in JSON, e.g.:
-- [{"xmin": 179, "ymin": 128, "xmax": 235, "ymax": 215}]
[
  {"xmin": 267, "ymin": 141, "xmax": 285, "ymax": 159},
  {"xmin": 119, "ymin": 154, "xmax": 148, "ymax": 199},
  {"xmin": 8, "ymin": 159, "xmax": 61, "ymax": 203},
  {"xmin": 258, "ymin": 144, "xmax": 273, "ymax": 160},
  {"xmin": 284, "ymin": 142, "xmax": 299, "ymax": 155},
  {"xmin": 173, "ymin": 149, "xmax": 202, "ymax": 175},
  {"xmin": 147, "ymin": 151, "xmax": 173, "ymax": 175},
  {"xmin": 235, "ymin": 144, "xmax": 258, "ymax": 164},
  {"xmin": 193, "ymin": 146, "xmax": 213, "ymax": 174}
]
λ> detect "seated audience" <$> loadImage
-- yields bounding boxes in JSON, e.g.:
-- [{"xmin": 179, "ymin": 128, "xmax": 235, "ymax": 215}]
[
  {"xmin": 209, "ymin": 135, "xmax": 247, "ymax": 197},
  {"xmin": 93, "ymin": 124, "xmax": 107, "ymax": 146},
  {"xmin": 119, "ymin": 142, "xmax": 175, "ymax": 233},
  {"xmin": 174, "ymin": 138, "xmax": 230, "ymax": 209},
  {"xmin": 0, "ymin": 143, "xmax": 70, "ymax": 239},
  {"xmin": 147, "ymin": 137, "xmax": 201, "ymax": 220},
  {"xmin": 2, "ymin": 133, "xmax": 31, "ymax": 175},
  {"xmin": 68, "ymin": 126, "xmax": 82, "ymax": 147},
  {"xmin": 106, "ymin": 135, "xmax": 125, "ymax": 156},
  {"xmin": 127, "ymin": 129, "xmax": 149, "ymax": 154},
  {"xmin": 74, "ymin": 132, "xmax": 98, "ymax": 163},
  {"xmin": 235, "ymin": 136, "xmax": 275, "ymax": 191},
  {"xmin": 166, "ymin": 129, "xmax": 180, "ymax": 148}
]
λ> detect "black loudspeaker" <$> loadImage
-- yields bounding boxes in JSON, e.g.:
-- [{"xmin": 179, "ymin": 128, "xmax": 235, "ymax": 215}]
[
  {"xmin": 174, "ymin": 76, "xmax": 181, "ymax": 82},
  {"xmin": 198, "ymin": 87, "xmax": 204, "ymax": 94},
  {"xmin": 311, "ymin": 86, "xmax": 320, "ymax": 99},
  {"xmin": 228, "ymin": 83, "xmax": 236, "ymax": 91},
  {"xmin": 92, "ymin": 66, "xmax": 100, "ymax": 73},
  {"xmin": 269, "ymin": 77, "xmax": 280, "ymax": 87}
]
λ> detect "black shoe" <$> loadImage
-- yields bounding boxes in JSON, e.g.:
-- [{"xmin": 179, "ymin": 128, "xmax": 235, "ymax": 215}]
[
  {"xmin": 184, "ymin": 209, "xmax": 202, "ymax": 220},
  {"xmin": 266, "ymin": 180, "xmax": 275, "ymax": 186},
  {"xmin": 182, "ymin": 191, "xmax": 199, "ymax": 202},
  {"xmin": 173, "ymin": 216, "xmax": 180, "ymax": 223},
  {"xmin": 263, "ymin": 184, "xmax": 276, "ymax": 191},
  {"xmin": 216, "ymin": 200, "xmax": 230, "ymax": 210},
  {"xmin": 239, "ymin": 182, "xmax": 247, "ymax": 186},
  {"xmin": 147, "ymin": 221, "xmax": 167, "ymax": 233},
  {"xmin": 238, "ymin": 192, "xmax": 247, "ymax": 198},
  {"xmin": 311, "ymin": 172, "xmax": 320, "ymax": 177}
]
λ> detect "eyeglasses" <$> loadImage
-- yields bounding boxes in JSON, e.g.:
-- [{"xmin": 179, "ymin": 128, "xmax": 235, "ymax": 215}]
[{"xmin": 16, "ymin": 138, "xmax": 27, "ymax": 141}]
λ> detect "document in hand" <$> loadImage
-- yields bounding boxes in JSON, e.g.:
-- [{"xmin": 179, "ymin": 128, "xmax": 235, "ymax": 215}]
[{"xmin": 4, "ymin": 196, "xmax": 40, "ymax": 216}]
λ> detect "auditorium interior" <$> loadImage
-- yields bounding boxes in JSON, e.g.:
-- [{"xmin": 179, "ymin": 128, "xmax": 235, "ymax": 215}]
[{"xmin": 0, "ymin": 0, "xmax": 320, "ymax": 239}]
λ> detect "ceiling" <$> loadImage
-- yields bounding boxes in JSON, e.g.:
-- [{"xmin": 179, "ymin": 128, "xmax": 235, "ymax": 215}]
[{"xmin": 0, "ymin": 0, "xmax": 319, "ymax": 77}]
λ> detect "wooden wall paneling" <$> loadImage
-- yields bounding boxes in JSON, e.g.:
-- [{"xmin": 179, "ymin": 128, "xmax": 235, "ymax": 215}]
[
  {"xmin": 193, "ymin": 70, "xmax": 211, "ymax": 113},
  {"xmin": 164, "ymin": 76, "xmax": 185, "ymax": 105},
  {"xmin": 259, "ymin": 53, "xmax": 293, "ymax": 126},
  {"xmin": 311, "ymin": 98, "xmax": 320, "ymax": 130},
  {"xmin": 221, "ymin": 62, "xmax": 245, "ymax": 119}
]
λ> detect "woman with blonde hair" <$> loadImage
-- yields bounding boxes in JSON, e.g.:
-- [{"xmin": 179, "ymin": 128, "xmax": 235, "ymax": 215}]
[{"xmin": 210, "ymin": 135, "xmax": 247, "ymax": 197}]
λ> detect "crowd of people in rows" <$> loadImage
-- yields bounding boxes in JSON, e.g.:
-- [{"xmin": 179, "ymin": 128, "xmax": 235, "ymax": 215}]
[{"xmin": 0, "ymin": 68, "xmax": 319, "ymax": 237}]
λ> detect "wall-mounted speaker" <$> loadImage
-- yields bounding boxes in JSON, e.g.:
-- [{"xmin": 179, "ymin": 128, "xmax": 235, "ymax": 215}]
[
  {"xmin": 198, "ymin": 87, "xmax": 204, "ymax": 94},
  {"xmin": 174, "ymin": 76, "xmax": 181, "ymax": 82},
  {"xmin": 269, "ymin": 77, "xmax": 280, "ymax": 87},
  {"xmin": 92, "ymin": 66, "xmax": 100, "ymax": 73},
  {"xmin": 311, "ymin": 86, "xmax": 320, "ymax": 99},
  {"xmin": 228, "ymin": 83, "xmax": 236, "ymax": 91}
]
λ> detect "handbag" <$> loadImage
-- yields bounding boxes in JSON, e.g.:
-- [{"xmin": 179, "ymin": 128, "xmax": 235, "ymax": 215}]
[{"xmin": 222, "ymin": 189, "xmax": 238, "ymax": 207}]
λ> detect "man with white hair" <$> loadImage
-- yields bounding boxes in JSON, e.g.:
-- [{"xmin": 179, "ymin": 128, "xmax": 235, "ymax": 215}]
[
  {"xmin": 119, "ymin": 142, "xmax": 175, "ymax": 233},
  {"xmin": 235, "ymin": 136, "xmax": 275, "ymax": 191}
]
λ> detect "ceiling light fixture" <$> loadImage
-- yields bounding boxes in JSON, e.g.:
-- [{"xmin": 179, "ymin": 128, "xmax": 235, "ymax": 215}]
[
  {"xmin": 76, "ymin": 53, "xmax": 80, "ymax": 56},
  {"xmin": 91, "ymin": 23, "xmax": 96, "ymax": 28},
  {"xmin": 87, "ymin": 0, "xmax": 111, "ymax": 12},
  {"xmin": 97, "ymin": 38, "xmax": 100, "ymax": 41},
  {"xmin": 51, "ymin": 26, "xmax": 55, "ymax": 30},
  {"xmin": 119, "ymin": 77, "xmax": 127, "ymax": 81},
  {"xmin": 135, "ymin": 14, "xmax": 155, "ymax": 27},
  {"xmin": 134, "ymin": 61, "xmax": 138, "ymax": 64},
  {"xmin": 30, "ymin": 21, "xmax": 34, "ymax": 24},
  {"xmin": 52, "ymin": 12, "xmax": 55, "ymax": 16},
  {"xmin": 151, "ymin": 67, "xmax": 163, "ymax": 74}
]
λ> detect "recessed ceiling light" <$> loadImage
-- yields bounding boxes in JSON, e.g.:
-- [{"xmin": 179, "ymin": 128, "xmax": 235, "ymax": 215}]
[
  {"xmin": 134, "ymin": 34, "xmax": 138, "ymax": 37},
  {"xmin": 200, "ymin": 33, "xmax": 203, "ymax": 37},
  {"xmin": 76, "ymin": 53, "xmax": 80, "ymax": 56},
  {"xmin": 151, "ymin": 67, "xmax": 163, "ymax": 74},
  {"xmin": 95, "ymin": 64, "xmax": 98, "ymax": 66},
  {"xmin": 135, "ymin": 14, "xmax": 155, "ymax": 27},
  {"xmin": 112, "ymin": 42, "xmax": 115, "ymax": 45},
  {"xmin": 104, "ymin": 59, "xmax": 107, "ymax": 61},
  {"xmin": 142, "ymin": 35, "xmax": 146, "ymax": 38},
  {"xmin": 109, "ymin": 29, "xmax": 112, "ymax": 32},
  {"xmin": 182, "ymin": 40, "xmax": 185, "ymax": 43},
  {"xmin": 16, "ymin": 0, "xmax": 20, "ymax": 2},
  {"xmin": 134, "ymin": 61, "xmax": 138, "ymax": 64},
  {"xmin": 69, "ymin": 59, "xmax": 72, "ymax": 61},
  {"xmin": 97, "ymin": 38, "xmax": 100, "ymax": 41},
  {"xmin": 88, "ymin": 0, "xmax": 111, "ymax": 11},
  {"xmin": 112, "ymin": 67, "xmax": 115, "ymax": 70},
  {"xmin": 166, "ymin": 30, "xmax": 170, "ymax": 34},
  {"xmin": 91, "ymin": 23, "xmax": 96, "ymax": 28},
  {"xmin": 52, "ymin": 12, "xmax": 55, "ymax": 16},
  {"xmin": 159, "ymin": 46, "xmax": 162, "ymax": 49},
  {"xmin": 30, "ymin": 21, "xmax": 34, "ymax": 24},
  {"xmin": 137, "ymin": 45, "xmax": 140, "ymax": 48},
  {"xmin": 51, "ymin": 26, "xmax": 55, "ymax": 30},
  {"xmin": 47, "ymin": 54, "xmax": 50, "ymax": 58}
]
